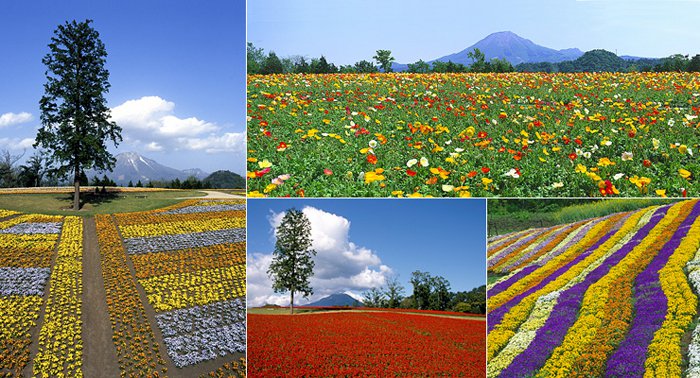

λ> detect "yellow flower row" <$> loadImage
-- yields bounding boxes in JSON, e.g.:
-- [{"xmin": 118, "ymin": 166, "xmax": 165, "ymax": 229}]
[
  {"xmin": 487, "ymin": 292, "xmax": 560, "ymax": 378},
  {"xmin": 491, "ymin": 206, "xmax": 657, "ymax": 376},
  {"xmin": 0, "ymin": 213, "xmax": 62, "ymax": 230},
  {"xmin": 95, "ymin": 214, "xmax": 168, "ymax": 377},
  {"xmin": 130, "ymin": 242, "xmax": 246, "ymax": 279},
  {"xmin": 33, "ymin": 216, "xmax": 83, "ymax": 378},
  {"xmin": 0, "ymin": 209, "xmax": 19, "ymax": 218},
  {"xmin": 644, "ymin": 202, "xmax": 700, "ymax": 378},
  {"xmin": 115, "ymin": 209, "xmax": 244, "ymax": 227},
  {"xmin": 487, "ymin": 211, "xmax": 638, "ymax": 360},
  {"xmin": 139, "ymin": 264, "xmax": 246, "ymax": 312},
  {"xmin": 119, "ymin": 216, "xmax": 245, "ymax": 238},
  {"xmin": 539, "ymin": 202, "xmax": 690, "ymax": 377},
  {"xmin": 0, "ymin": 295, "xmax": 43, "ymax": 375},
  {"xmin": 488, "ymin": 214, "xmax": 621, "ymax": 311}
]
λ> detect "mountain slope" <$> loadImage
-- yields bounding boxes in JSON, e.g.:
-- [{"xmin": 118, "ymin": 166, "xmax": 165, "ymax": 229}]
[
  {"xmin": 304, "ymin": 293, "xmax": 364, "ymax": 307},
  {"xmin": 393, "ymin": 31, "xmax": 584, "ymax": 70},
  {"xmin": 86, "ymin": 152, "xmax": 209, "ymax": 185}
]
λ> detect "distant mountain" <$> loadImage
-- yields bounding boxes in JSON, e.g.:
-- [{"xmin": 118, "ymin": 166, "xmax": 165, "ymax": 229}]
[
  {"xmin": 204, "ymin": 170, "xmax": 245, "ymax": 189},
  {"xmin": 392, "ymin": 31, "xmax": 584, "ymax": 71},
  {"xmin": 86, "ymin": 152, "xmax": 209, "ymax": 186},
  {"xmin": 304, "ymin": 293, "xmax": 363, "ymax": 307}
]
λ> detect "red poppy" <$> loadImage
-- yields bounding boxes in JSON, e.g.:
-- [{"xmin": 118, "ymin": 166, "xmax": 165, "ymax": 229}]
[
  {"xmin": 568, "ymin": 153, "xmax": 577, "ymax": 160},
  {"xmin": 406, "ymin": 169, "xmax": 417, "ymax": 177},
  {"xmin": 467, "ymin": 171, "xmax": 478, "ymax": 178},
  {"xmin": 366, "ymin": 154, "xmax": 378, "ymax": 164},
  {"xmin": 481, "ymin": 167, "xmax": 490, "ymax": 174},
  {"xmin": 643, "ymin": 159, "xmax": 651, "ymax": 167},
  {"xmin": 324, "ymin": 169, "xmax": 333, "ymax": 175},
  {"xmin": 477, "ymin": 131, "xmax": 488, "ymax": 139}
]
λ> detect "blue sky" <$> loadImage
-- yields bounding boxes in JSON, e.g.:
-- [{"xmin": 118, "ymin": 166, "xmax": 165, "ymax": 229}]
[
  {"xmin": 247, "ymin": 198, "xmax": 486, "ymax": 307},
  {"xmin": 0, "ymin": 0, "xmax": 245, "ymax": 174},
  {"xmin": 248, "ymin": 0, "xmax": 700, "ymax": 66}
]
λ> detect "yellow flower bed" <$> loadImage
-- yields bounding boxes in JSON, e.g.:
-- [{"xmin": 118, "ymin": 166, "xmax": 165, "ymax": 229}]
[
  {"xmin": 95, "ymin": 214, "xmax": 168, "ymax": 377},
  {"xmin": 119, "ymin": 216, "xmax": 245, "ymax": 238},
  {"xmin": 130, "ymin": 242, "xmax": 246, "ymax": 279},
  {"xmin": 33, "ymin": 216, "xmax": 83, "ymax": 378},
  {"xmin": 488, "ymin": 211, "xmax": 638, "ymax": 359},
  {"xmin": 139, "ymin": 265, "xmax": 246, "ymax": 312},
  {"xmin": 644, "ymin": 207, "xmax": 700, "ymax": 378},
  {"xmin": 539, "ymin": 201, "xmax": 689, "ymax": 377}
]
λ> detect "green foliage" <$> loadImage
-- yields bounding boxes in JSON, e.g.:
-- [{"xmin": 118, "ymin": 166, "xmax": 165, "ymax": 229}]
[
  {"xmin": 468, "ymin": 48, "xmax": 488, "ymax": 72},
  {"xmin": 373, "ymin": 50, "xmax": 395, "ymax": 73},
  {"xmin": 18, "ymin": 153, "xmax": 49, "ymax": 187},
  {"xmin": 353, "ymin": 60, "xmax": 378, "ymax": 73},
  {"xmin": 203, "ymin": 170, "xmax": 245, "ymax": 189},
  {"xmin": 36, "ymin": 19, "xmax": 122, "ymax": 210},
  {"xmin": 247, "ymin": 42, "xmax": 265, "ymax": 74},
  {"xmin": 267, "ymin": 209, "xmax": 316, "ymax": 314},
  {"xmin": 450, "ymin": 285, "xmax": 486, "ymax": 314},
  {"xmin": 407, "ymin": 59, "xmax": 431, "ymax": 73},
  {"xmin": 261, "ymin": 52, "xmax": 284, "ymax": 74},
  {"xmin": 689, "ymin": 55, "xmax": 700, "ymax": 73},
  {"xmin": 362, "ymin": 287, "xmax": 385, "ymax": 308}
]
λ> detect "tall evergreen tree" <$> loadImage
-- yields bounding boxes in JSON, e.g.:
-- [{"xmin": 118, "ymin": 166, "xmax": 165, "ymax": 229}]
[
  {"xmin": 267, "ymin": 209, "xmax": 316, "ymax": 314},
  {"xmin": 36, "ymin": 19, "xmax": 122, "ymax": 210}
]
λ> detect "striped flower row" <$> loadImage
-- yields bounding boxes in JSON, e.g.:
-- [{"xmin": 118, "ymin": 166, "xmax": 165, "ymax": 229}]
[{"xmin": 487, "ymin": 200, "xmax": 700, "ymax": 377}]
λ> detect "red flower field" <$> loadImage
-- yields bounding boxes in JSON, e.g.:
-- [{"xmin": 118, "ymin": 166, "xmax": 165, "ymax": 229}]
[{"xmin": 248, "ymin": 310, "xmax": 485, "ymax": 377}]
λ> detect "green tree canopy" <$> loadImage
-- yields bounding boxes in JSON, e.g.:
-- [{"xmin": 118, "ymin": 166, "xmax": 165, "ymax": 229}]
[
  {"xmin": 373, "ymin": 50, "xmax": 395, "ymax": 73},
  {"xmin": 267, "ymin": 208, "xmax": 316, "ymax": 314},
  {"xmin": 36, "ymin": 19, "xmax": 122, "ymax": 210}
]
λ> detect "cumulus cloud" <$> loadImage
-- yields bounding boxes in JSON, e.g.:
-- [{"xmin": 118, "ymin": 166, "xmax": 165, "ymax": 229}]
[
  {"xmin": 110, "ymin": 96, "xmax": 244, "ymax": 153},
  {"xmin": 0, "ymin": 112, "xmax": 33, "ymax": 127},
  {"xmin": 247, "ymin": 206, "xmax": 393, "ymax": 307},
  {"xmin": 0, "ymin": 137, "xmax": 35, "ymax": 150}
]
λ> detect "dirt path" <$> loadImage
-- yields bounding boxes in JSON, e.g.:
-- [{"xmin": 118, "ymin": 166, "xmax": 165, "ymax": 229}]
[
  {"xmin": 177, "ymin": 190, "xmax": 245, "ymax": 199},
  {"xmin": 82, "ymin": 218, "xmax": 121, "ymax": 378}
]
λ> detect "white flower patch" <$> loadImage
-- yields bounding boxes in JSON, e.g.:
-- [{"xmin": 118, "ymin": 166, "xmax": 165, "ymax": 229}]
[
  {"xmin": 0, "ymin": 267, "xmax": 51, "ymax": 295},
  {"xmin": 162, "ymin": 204, "xmax": 245, "ymax": 215},
  {"xmin": 0, "ymin": 222, "xmax": 62, "ymax": 234},
  {"xmin": 124, "ymin": 228, "xmax": 245, "ymax": 254}
]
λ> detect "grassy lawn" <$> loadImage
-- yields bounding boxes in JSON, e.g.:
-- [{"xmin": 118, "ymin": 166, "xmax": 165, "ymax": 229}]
[{"xmin": 0, "ymin": 190, "xmax": 206, "ymax": 216}]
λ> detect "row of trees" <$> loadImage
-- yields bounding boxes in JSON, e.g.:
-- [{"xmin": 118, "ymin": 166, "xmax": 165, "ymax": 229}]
[
  {"xmin": 517, "ymin": 49, "xmax": 700, "ymax": 73},
  {"xmin": 362, "ymin": 271, "xmax": 486, "ymax": 314},
  {"xmin": 267, "ymin": 208, "xmax": 486, "ymax": 314},
  {"xmin": 248, "ymin": 43, "xmax": 514, "ymax": 74}
]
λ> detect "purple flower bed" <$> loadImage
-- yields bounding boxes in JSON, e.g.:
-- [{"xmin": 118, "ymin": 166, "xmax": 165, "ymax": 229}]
[
  {"xmin": 498, "ymin": 206, "xmax": 669, "ymax": 377},
  {"xmin": 604, "ymin": 201, "xmax": 700, "ymax": 377},
  {"xmin": 488, "ymin": 265, "xmax": 540, "ymax": 299}
]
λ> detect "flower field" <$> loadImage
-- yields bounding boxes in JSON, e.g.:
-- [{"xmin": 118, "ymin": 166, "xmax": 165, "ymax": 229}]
[
  {"xmin": 487, "ymin": 199, "xmax": 700, "ymax": 377},
  {"xmin": 247, "ymin": 72, "xmax": 700, "ymax": 197},
  {"xmin": 0, "ymin": 211, "xmax": 85, "ymax": 377},
  {"xmin": 248, "ymin": 311, "xmax": 485, "ymax": 377},
  {"xmin": 98, "ymin": 199, "xmax": 247, "ymax": 377}
]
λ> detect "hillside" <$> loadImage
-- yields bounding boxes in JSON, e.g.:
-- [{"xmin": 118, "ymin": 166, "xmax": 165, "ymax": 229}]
[
  {"xmin": 86, "ymin": 152, "xmax": 209, "ymax": 186},
  {"xmin": 204, "ymin": 170, "xmax": 245, "ymax": 189},
  {"xmin": 304, "ymin": 293, "xmax": 363, "ymax": 307}
]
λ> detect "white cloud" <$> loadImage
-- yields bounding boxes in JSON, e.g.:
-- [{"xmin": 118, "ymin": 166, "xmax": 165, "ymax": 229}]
[
  {"xmin": 110, "ymin": 96, "xmax": 244, "ymax": 153},
  {"xmin": 0, "ymin": 112, "xmax": 33, "ymax": 127},
  {"xmin": 0, "ymin": 137, "xmax": 35, "ymax": 151},
  {"xmin": 247, "ymin": 206, "xmax": 393, "ymax": 307},
  {"xmin": 145, "ymin": 142, "xmax": 164, "ymax": 152}
]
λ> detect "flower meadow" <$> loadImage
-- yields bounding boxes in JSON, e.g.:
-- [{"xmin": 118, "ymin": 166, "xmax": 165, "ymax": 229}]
[
  {"xmin": 0, "ymin": 211, "xmax": 83, "ymax": 377},
  {"xmin": 487, "ymin": 199, "xmax": 700, "ymax": 377},
  {"xmin": 248, "ymin": 310, "xmax": 485, "ymax": 377},
  {"xmin": 247, "ymin": 72, "xmax": 700, "ymax": 197},
  {"xmin": 99, "ymin": 199, "xmax": 247, "ymax": 376}
]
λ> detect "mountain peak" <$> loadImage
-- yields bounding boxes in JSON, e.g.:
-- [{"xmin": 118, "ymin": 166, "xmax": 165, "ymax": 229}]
[{"xmin": 87, "ymin": 152, "xmax": 209, "ymax": 185}]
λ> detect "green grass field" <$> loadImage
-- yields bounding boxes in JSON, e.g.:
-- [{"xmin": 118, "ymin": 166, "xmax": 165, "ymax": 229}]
[{"xmin": 0, "ymin": 190, "xmax": 206, "ymax": 216}]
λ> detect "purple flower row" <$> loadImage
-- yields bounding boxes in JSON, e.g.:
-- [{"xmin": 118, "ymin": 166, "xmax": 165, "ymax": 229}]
[
  {"xmin": 488, "ymin": 212, "xmax": 631, "ymax": 333},
  {"xmin": 604, "ymin": 201, "xmax": 700, "ymax": 377},
  {"xmin": 498, "ymin": 206, "xmax": 669, "ymax": 377}
]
